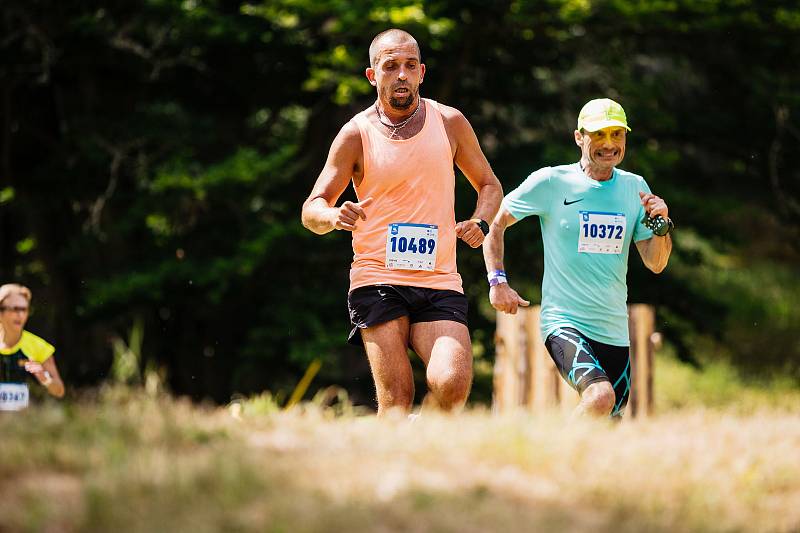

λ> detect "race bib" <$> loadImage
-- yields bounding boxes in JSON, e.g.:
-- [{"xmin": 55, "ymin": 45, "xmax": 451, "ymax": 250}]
[
  {"xmin": 385, "ymin": 223, "xmax": 438, "ymax": 271},
  {"xmin": 0, "ymin": 383, "xmax": 29, "ymax": 411},
  {"xmin": 578, "ymin": 211, "xmax": 627, "ymax": 254}
]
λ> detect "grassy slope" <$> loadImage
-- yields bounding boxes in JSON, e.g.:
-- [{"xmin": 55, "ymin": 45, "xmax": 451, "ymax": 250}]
[
  {"xmin": 655, "ymin": 351, "xmax": 800, "ymax": 412},
  {"xmin": 2, "ymin": 371, "xmax": 800, "ymax": 533}
]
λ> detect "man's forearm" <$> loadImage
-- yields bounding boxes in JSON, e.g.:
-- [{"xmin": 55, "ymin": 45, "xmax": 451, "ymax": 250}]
[
  {"xmin": 471, "ymin": 181, "xmax": 503, "ymax": 224},
  {"xmin": 644, "ymin": 235, "xmax": 672, "ymax": 273},
  {"xmin": 47, "ymin": 380, "xmax": 65, "ymax": 398},
  {"xmin": 301, "ymin": 198, "xmax": 337, "ymax": 235},
  {"xmin": 483, "ymin": 219, "xmax": 507, "ymax": 274}
]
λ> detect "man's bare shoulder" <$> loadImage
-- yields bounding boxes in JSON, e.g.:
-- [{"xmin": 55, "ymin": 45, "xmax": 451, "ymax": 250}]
[
  {"xmin": 336, "ymin": 119, "xmax": 362, "ymax": 145},
  {"xmin": 329, "ymin": 118, "xmax": 363, "ymax": 159},
  {"xmin": 434, "ymin": 102, "xmax": 472, "ymax": 134},
  {"xmin": 435, "ymin": 102, "xmax": 466, "ymax": 122}
]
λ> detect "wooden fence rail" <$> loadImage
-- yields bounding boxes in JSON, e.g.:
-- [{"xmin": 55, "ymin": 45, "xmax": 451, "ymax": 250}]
[{"xmin": 493, "ymin": 304, "xmax": 658, "ymax": 417}]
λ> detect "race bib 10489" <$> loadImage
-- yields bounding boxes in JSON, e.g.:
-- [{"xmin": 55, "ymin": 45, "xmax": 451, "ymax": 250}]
[
  {"xmin": 0, "ymin": 383, "xmax": 29, "ymax": 411},
  {"xmin": 578, "ymin": 211, "xmax": 627, "ymax": 254},
  {"xmin": 385, "ymin": 223, "xmax": 438, "ymax": 271}
]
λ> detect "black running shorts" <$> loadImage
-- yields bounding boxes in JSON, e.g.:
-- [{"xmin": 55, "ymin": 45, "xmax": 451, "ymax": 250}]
[
  {"xmin": 544, "ymin": 327, "xmax": 631, "ymax": 417},
  {"xmin": 347, "ymin": 285, "xmax": 468, "ymax": 346}
]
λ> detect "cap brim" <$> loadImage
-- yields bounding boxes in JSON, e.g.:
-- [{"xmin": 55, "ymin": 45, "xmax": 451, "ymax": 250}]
[{"xmin": 581, "ymin": 119, "xmax": 631, "ymax": 132}]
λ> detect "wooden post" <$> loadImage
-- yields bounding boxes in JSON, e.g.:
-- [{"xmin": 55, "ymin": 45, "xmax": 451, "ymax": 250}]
[
  {"xmin": 493, "ymin": 305, "xmax": 655, "ymax": 417},
  {"xmin": 557, "ymin": 365, "xmax": 580, "ymax": 413},
  {"xmin": 628, "ymin": 304, "xmax": 655, "ymax": 417},
  {"xmin": 493, "ymin": 310, "xmax": 524, "ymax": 412},
  {"xmin": 525, "ymin": 307, "xmax": 560, "ymax": 413}
]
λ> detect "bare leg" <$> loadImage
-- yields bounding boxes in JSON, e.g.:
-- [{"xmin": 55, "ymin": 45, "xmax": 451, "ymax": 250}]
[
  {"xmin": 572, "ymin": 381, "xmax": 615, "ymax": 418},
  {"xmin": 361, "ymin": 316, "xmax": 414, "ymax": 416},
  {"xmin": 410, "ymin": 320, "xmax": 473, "ymax": 412}
]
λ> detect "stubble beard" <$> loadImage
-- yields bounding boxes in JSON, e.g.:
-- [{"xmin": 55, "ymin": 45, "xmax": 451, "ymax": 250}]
[{"xmin": 388, "ymin": 90, "xmax": 416, "ymax": 110}]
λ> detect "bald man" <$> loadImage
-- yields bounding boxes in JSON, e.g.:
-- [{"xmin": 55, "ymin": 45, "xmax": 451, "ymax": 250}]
[{"xmin": 302, "ymin": 29, "xmax": 503, "ymax": 416}]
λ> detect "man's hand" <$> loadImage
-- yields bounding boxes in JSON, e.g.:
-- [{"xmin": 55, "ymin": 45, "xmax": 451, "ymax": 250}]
[
  {"xmin": 331, "ymin": 197, "xmax": 373, "ymax": 231},
  {"xmin": 455, "ymin": 219, "xmax": 484, "ymax": 248},
  {"xmin": 489, "ymin": 283, "xmax": 530, "ymax": 314},
  {"xmin": 639, "ymin": 191, "xmax": 669, "ymax": 219},
  {"xmin": 24, "ymin": 361, "xmax": 50, "ymax": 385}
]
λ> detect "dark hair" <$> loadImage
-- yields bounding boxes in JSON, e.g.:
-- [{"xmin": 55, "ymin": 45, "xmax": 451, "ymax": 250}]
[{"xmin": 369, "ymin": 29, "xmax": 421, "ymax": 67}]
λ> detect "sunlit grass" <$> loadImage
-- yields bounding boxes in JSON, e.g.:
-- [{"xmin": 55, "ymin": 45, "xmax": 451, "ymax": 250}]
[
  {"xmin": 1, "ymin": 380, "xmax": 799, "ymax": 532},
  {"xmin": 656, "ymin": 350, "xmax": 800, "ymax": 412}
]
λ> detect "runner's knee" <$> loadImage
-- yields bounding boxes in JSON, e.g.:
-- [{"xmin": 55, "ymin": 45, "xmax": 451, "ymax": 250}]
[
  {"xmin": 428, "ymin": 365, "xmax": 470, "ymax": 391},
  {"xmin": 581, "ymin": 381, "xmax": 615, "ymax": 415},
  {"xmin": 427, "ymin": 364, "xmax": 471, "ymax": 407}
]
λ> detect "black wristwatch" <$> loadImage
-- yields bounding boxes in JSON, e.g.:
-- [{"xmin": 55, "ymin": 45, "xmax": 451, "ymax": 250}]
[
  {"xmin": 472, "ymin": 218, "xmax": 490, "ymax": 236},
  {"xmin": 642, "ymin": 214, "xmax": 674, "ymax": 237}
]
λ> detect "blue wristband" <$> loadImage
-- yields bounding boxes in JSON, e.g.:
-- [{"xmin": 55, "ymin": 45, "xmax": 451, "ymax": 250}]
[{"xmin": 487, "ymin": 269, "xmax": 507, "ymax": 287}]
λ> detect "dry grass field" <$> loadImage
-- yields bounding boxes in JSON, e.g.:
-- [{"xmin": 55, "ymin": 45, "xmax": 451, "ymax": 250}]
[{"xmin": 2, "ymin": 354, "xmax": 800, "ymax": 533}]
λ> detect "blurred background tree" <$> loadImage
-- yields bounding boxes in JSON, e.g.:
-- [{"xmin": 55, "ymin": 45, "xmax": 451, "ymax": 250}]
[{"xmin": 1, "ymin": 0, "xmax": 798, "ymax": 405}]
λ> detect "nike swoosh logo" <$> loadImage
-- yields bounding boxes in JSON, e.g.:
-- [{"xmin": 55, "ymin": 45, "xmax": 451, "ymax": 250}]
[{"xmin": 563, "ymin": 198, "xmax": 584, "ymax": 205}]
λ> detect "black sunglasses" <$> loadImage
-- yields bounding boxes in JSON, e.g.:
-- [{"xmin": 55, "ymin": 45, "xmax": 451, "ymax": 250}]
[{"xmin": 0, "ymin": 306, "xmax": 29, "ymax": 313}]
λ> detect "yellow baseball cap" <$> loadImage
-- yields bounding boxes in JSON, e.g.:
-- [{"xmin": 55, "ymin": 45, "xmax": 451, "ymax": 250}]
[{"xmin": 577, "ymin": 98, "xmax": 631, "ymax": 132}]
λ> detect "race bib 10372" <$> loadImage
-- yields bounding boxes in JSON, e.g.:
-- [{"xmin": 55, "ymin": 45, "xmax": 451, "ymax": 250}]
[
  {"xmin": 385, "ymin": 223, "xmax": 438, "ymax": 271},
  {"xmin": 578, "ymin": 211, "xmax": 627, "ymax": 254}
]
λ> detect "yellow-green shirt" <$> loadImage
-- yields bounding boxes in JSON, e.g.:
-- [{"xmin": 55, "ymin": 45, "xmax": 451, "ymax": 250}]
[{"xmin": 1, "ymin": 330, "xmax": 55, "ymax": 383}]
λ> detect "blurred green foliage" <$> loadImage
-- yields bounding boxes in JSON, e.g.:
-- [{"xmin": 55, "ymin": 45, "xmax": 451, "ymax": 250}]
[{"xmin": 1, "ymin": 0, "xmax": 798, "ymax": 405}]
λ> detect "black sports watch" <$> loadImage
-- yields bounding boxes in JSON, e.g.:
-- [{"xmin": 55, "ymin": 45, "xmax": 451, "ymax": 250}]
[
  {"xmin": 473, "ymin": 218, "xmax": 490, "ymax": 236},
  {"xmin": 642, "ymin": 214, "xmax": 674, "ymax": 237}
]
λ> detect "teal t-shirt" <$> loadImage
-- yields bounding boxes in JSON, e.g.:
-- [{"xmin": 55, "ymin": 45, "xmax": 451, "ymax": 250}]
[{"xmin": 502, "ymin": 163, "xmax": 654, "ymax": 346}]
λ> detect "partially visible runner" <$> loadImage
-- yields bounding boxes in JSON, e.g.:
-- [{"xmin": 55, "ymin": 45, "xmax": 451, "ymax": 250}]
[
  {"xmin": 302, "ymin": 29, "xmax": 503, "ymax": 416},
  {"xmin": 483, "ymin": 98, "xmax": 673, "ymax": 418},
  {"xmin": 0, "ymin": 284, "xmax": 65, "ymax": 410}
]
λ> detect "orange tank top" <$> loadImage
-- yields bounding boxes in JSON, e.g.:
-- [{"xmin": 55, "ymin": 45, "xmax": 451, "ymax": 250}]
[{"xmin": 349, "ymin": 99, "xmax": 463, "ymax": 293}]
